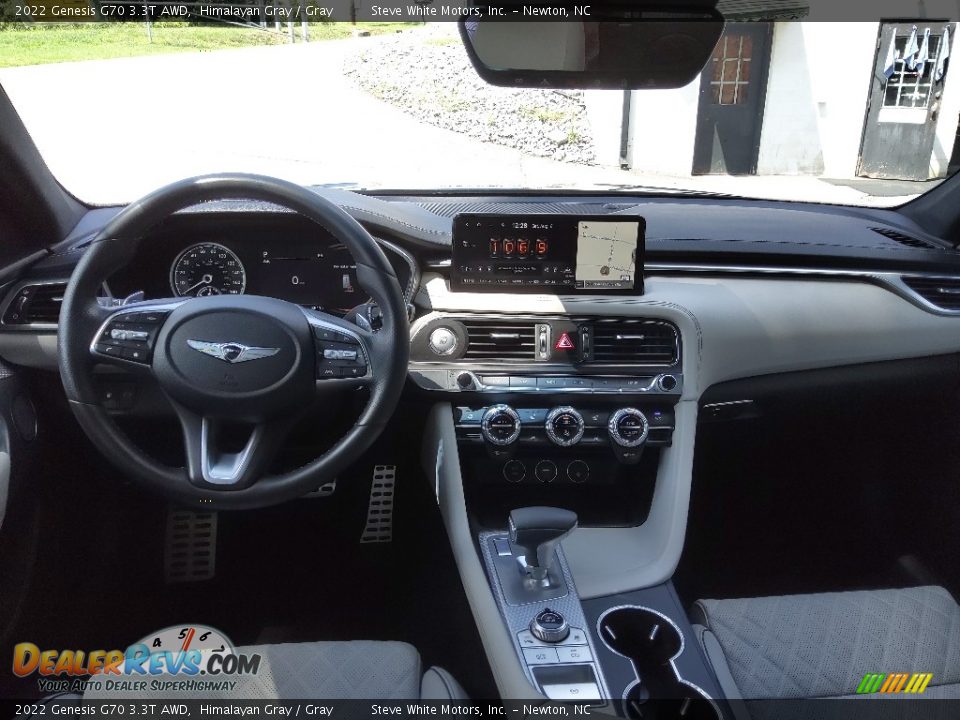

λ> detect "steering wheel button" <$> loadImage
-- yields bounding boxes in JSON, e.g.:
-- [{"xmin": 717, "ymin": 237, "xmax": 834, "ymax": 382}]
[
  {"xmin": 121, "ymin": 347, "xmax": 147, "ymax": 362},
  {"xmin": 313, "ymin": 327, "xmax": 338, "ymax": 341},
  {"xmin": 95, "ymin": 343, "xmax": 121, "ymax": 356},
  {"xmin": 323, "ymin": 348, "xmax": 358, "ymax": 361}
]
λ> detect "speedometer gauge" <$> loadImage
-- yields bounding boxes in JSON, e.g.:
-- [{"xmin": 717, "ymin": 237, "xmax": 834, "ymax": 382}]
[{"xmin": 171, "ymin": 243, "xmax": 246, "ymax": 297}]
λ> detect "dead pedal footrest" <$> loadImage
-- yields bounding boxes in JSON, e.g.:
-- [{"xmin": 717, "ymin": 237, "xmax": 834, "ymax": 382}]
[
  {"xmin": 165, "ymin": 508, "xmax": 218, "ymax": 583},
  {"xmin": 360, "ymin": 465, "xmax": 396, "ymax": 544}
]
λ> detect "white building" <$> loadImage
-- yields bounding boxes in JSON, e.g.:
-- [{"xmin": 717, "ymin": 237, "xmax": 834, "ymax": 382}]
[{"xmin": 595, "ymin": 13, "xmax": 960, "ymax": 182}]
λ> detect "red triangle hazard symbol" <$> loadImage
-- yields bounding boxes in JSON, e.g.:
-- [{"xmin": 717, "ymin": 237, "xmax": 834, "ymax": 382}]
[{"xmin": 554, "ymin": 332, "xmax": 575, "ymax": 350}]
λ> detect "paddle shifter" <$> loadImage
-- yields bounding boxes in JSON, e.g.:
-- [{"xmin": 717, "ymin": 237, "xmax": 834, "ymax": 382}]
[{"xmin": 509, "ymin": 506, "xmax": 578, "ymax": 590}]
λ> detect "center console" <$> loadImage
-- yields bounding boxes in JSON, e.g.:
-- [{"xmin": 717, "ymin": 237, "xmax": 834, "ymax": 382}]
[
  {"xmin": 415, "ymin": 215, "xmax": 720, "ymax": 710},
  {"xmin": 457, "ymin": 401, "xmax": 673, "ymax": 528}
]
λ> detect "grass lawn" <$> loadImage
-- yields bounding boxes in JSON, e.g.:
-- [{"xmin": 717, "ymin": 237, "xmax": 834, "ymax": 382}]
[{"xmin": 0, "ymin": 22, "xmax": 416, "ymax": 68}]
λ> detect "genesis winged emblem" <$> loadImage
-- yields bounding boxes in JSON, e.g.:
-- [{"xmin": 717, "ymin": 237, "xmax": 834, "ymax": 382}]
[{"xmin": 187, "ymin": 340, "xmax": 280, "ymax": 364}]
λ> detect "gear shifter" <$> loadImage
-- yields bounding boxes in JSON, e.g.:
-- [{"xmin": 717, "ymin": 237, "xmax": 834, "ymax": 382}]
[{"xmin": 509, "ymin": 506, "xmax": 578, "ymax": 589}]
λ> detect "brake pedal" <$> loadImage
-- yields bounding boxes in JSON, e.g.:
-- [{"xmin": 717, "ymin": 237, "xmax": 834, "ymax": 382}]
[
  {"xmin": 164, "ymin": 508, "xmax": 217, "ymax": 583},
  {"xmin": 360, "ymin": 465, "xmax": 396, "ymax": 544}
]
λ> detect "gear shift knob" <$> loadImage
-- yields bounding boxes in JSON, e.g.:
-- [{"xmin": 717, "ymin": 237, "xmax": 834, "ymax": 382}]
[{"xmin": 509, "ymin": 506, "xmax": 578, "ymax": 585}]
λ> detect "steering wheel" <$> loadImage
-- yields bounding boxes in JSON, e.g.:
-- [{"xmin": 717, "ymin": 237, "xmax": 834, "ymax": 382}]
[{"xmin": 58, "ymin": 174, "xmax": 409, "ymax": 510}]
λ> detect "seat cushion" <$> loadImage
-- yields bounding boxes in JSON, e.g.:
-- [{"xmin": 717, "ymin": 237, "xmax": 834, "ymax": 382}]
[
  {"xmin": 692, "ymin": 586, "xmax": 960, "ymax": 700},
  {"xmin": 82, "ymin": 640, "xmax": 457, "ymax": 700}
]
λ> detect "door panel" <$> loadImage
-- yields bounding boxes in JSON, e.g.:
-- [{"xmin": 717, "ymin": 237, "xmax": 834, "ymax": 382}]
[
  {"xmin": 858, "ymin": 22, "xmax": 949, "ymax": 180},
  {"xmin": 693, "ymin": 23, "xmax": 772, "ymax": 175}
]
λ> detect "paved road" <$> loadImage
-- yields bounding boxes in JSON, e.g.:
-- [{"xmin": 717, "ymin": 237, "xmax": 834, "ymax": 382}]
[{"xmin": 0, "ymin": 36, "xmax": 915, "ymax": 206}]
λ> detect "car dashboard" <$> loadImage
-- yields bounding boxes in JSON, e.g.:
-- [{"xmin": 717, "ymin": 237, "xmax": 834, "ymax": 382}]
[
  {"xmin": 102, "ymin": 212, "xmax": 418, "ymax": 317},
  {"xmin": 2, "ymin": 189, "xmax": 960, "ymax": 703}
]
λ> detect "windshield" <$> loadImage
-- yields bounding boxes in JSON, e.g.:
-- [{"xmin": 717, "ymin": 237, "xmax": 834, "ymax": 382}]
[{"xmin": 1, "ymin": 18, "xmax": 958, "ymax": 206}]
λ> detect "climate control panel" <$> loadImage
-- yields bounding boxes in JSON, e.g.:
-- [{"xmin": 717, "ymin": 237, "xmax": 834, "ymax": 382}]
[{"xmin": 457, "ymin": 403, "xmax": 673, "ymax": 468}]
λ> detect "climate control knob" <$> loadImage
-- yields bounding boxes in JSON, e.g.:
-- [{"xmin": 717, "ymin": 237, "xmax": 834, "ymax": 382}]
[
  {"xmin": 545, "ymin": 407, "xmax": 585, "ymax": 447},
  {"xmin": 481, "ymin": 405, "xmax": 522, "ymax": 446},
  {"xmin": 608, "ymin": 408, "xmax": 649, "ymax": 447}
]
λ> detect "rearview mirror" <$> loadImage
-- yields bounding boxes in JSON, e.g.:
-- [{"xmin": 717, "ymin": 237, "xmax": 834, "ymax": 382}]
[{"xmin": 459, "ymin": 5, "xmax": 725, "ymax": 89}]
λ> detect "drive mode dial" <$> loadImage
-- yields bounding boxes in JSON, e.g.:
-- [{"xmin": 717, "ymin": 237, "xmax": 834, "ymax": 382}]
[
  {"xmin": 608, "ymin": 408, "xmax": 649, "ymax": 447},
  {"xmin": 481, "ymin": 405, "xmax": 522, "ymax": 446},
  {"xmin": 545, "ymin": 407, "xmax": 585, "ymax": 447}
]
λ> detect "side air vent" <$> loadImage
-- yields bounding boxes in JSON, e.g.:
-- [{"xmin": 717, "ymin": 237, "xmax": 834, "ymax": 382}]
[
  {"xmin": 901, "ymin": 276, "xmax": 960, "ymax": 311},
  {"xmin": 2, "ymin": 282, "xmax": 68, "ymax": 325},
  {"xmin": 462, "ymin": 319, "xmax": 537, "ymax": 360},
  {"xmin": 870, "ymin": 227, "xmax": 941, "ymax": 250},
  {"xmin": 588, "ymin": 320, "xmax": 679, "ymax": 365}
]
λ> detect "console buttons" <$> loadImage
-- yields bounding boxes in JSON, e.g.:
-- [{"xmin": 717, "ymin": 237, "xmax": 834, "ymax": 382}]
[
  {"xmin": 658, "ymin": 374, "xmax": 679, "ymax": 392},
  {"xmin": 502, "ymin": 460, "xmax": 526, "ymax": 483},
  {"xmin": 545, "ymin": 407, "xmax": 585, "ymax": 447},
  {"xmin": 510, "ymin": 376, "xmax": 537, "ymax": 388},
  {"xmin": 584, "ymin": 410, "xmax": 609, "ymax": 427},
  {"xmin": 519, "ymin": 627, "xmax": 588, "ymax": 648},
  {"xmin": 608, "ymin": 408, "xmax": 650, "ymax": 448},
  {"xmin": 542, "ymin": 683, "xmax": 601, "ymax": 702},
  {"xmin": 428, "ymin": 326, "xmax": 458, "ymax": 356},
  {"xmin": 530, "ymin": 608, "xmax": 570, "ymax": 643},
  {"xmin": 523, "ymin": 647, "xmax": 561, "ymax": 665},
  {"xmin": 591, "ymin": 378, "xmax": 622, "ymax": 392},
  {"xmin": 481, "ymin": 405, "xmax": 522, "ymax": 446},
  {"xmin": 567, "ymin": 460, "xmax": 590, "ymax": 483},
  {"xmin": 456, "ymin": 408, "xmax": 483, "ymax": 424},
  {"xmin": 534, "ymin": 460, "xmax": 558, "ymax": 483},
  {"xmin": 557, "ymin": 646, "xmax": 593, "ymax": 663},
  {"xmin": 537, "ymin": 377, "xmax": 565, "ymax": 390},
  {"xmin": 480, "ymin": 376, "xmax": 510, "ymax": 387},
  {"xmin": 518, "ymin": 408, "xmax": 548, "ymax": 424}
]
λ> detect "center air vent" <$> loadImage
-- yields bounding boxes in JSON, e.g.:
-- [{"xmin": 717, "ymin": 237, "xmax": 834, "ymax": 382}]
[
  {"xmin": 462, "ymin": 319, "xmax": 536, "ymax": 361},
  {"xmin": 2, "ymin": 282, "xmax": 68, "ymax": 325},
  {"xmin": 901, "ymin": 276, "xmax": 960, "ymax": 311},
  {"xmin": 870, "ymin": 227, "xmax": 941, "ymax": 250},
  {"xmin": 588, "ymin": 320, "xmax": 679, "ymax": 365}
]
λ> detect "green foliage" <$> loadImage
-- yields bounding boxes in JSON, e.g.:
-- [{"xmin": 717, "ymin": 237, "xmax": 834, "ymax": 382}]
[{"xmin": 0, "ymin": 21, "xmax": 415, "ymax": 68}]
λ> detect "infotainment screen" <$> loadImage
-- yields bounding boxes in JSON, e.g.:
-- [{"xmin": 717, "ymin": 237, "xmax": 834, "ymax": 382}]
[{"xmin": 451, "ymin": 214, "xmax": 645, "ymax": 294}]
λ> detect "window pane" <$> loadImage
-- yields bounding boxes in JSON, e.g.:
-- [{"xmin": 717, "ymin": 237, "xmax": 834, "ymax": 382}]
[{"xmin": 722, "ymin": 59, "xmax": 739, "ymax": 81}]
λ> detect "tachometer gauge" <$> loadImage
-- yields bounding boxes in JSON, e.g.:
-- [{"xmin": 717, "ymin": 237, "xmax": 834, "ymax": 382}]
[{"xmin": 171, "ymin": 243, "xmax": 246, "ymax": 297}]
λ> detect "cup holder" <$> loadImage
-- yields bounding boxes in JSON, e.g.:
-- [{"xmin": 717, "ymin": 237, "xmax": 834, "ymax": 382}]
[{"xmin": 599, "ymin": 606, "xmax": 720, "ymax": 720}]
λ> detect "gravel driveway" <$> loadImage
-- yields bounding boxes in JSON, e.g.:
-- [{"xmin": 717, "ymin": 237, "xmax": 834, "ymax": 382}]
[{"xmin": 344, "ymin": 28, "xmax": 597, "ymax": 164}]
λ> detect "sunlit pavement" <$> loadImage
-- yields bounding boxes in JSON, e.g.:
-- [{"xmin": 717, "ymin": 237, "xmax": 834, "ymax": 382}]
[{"xmin": 0, "ymin": 36, "xmax": 920, "ymax": 207}]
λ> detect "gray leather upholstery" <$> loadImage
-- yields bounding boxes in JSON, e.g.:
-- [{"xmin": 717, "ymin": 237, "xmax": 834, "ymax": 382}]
[
  {"xmin": 693, "ymin": 586, "xmax": 960, "ymax": 701},
  {"xmin": 83, "ymin": 641, "xmax": 465, "ymax": 700}
]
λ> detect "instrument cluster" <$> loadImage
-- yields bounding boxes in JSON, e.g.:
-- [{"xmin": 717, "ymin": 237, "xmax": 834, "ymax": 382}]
[{"xmin": 106, "ymin": 213, "xmax": 417, "ymax": 317}]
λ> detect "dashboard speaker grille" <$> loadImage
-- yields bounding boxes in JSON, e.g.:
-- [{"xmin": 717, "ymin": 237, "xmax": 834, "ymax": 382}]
[
  {"xmin": 463, "ymin": 319, "xmax": 537, "ymax": 360},
  {"xmin": 589, "ymin": 320, "xmax": 679, "ymax": 365},
  {"xmin": 2, "ymin": 282, "xmax": 68, "ymax": 325},
  {"xmin": 901, "ymin": 276, "xmax": 960, "ymax": 311}
]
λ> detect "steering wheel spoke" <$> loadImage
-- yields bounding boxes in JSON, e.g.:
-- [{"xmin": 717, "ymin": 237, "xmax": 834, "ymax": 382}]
[
  {"xmin": 175, "ymin": 405, "xmax": 292, "ymax": 489},
  {"xmin": 89, "ymin": 299, "xmax": 185, "ymax": 370}
]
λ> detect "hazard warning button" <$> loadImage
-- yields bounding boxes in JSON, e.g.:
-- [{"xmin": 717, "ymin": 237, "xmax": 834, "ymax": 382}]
[{"xmin": 554, "ymin": 332, "xmax": 575, "ymax": 351}]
